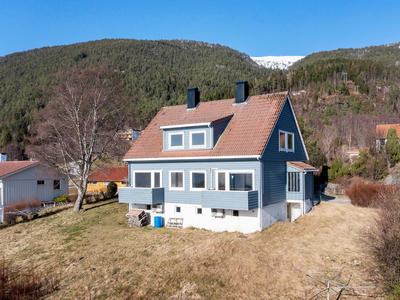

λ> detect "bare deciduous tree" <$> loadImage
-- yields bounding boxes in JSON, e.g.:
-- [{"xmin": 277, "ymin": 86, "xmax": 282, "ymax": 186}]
[{"xmin": 29, "ymin": 66, "xmax": 128, "ymax": 213}]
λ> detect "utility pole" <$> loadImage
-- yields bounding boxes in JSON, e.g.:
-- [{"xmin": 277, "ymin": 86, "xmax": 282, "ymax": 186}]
[{"xmin": 355, "ymin": 85, "xmax": 359, "ymax": 95}]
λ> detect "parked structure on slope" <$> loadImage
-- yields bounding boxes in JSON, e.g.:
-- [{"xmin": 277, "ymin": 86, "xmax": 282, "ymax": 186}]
[
  {"xmin": 0, "ymin": 159, "xmax": 68, "ymax": 222},
  {"xmin": 119, "ymin": 81, "xmax": 317, "ymax": 233}
]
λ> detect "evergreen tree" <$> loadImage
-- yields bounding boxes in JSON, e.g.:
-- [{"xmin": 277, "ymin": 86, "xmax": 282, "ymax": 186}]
[{"xmin": 386, "ymin": 128, "xmax": 400, "ymax": 165}]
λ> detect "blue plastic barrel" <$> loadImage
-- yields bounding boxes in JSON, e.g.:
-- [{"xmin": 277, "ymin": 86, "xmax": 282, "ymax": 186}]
[{"xmin": 154, "ymin": 216, "xmax": 163, "ymax": 228}]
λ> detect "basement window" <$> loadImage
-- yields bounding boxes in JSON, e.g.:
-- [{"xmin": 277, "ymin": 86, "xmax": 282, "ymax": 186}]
[
  {"xmin": 233, "ymin": 210, "xmax": 239, "ymax": 217},
  {"xmin": 175, "ymin": 206, "xmax": 181, "ymax": 213}
]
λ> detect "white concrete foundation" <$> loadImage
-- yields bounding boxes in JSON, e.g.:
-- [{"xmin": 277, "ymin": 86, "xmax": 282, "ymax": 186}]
[{"xmin": 261, "ymin": 203, "xmax": 286, "ymax": 229}]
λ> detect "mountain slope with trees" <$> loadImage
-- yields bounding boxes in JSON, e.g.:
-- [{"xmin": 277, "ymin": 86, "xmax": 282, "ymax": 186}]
[{"xmin": 0, "ymin": 39, "xmax": 270, "ymax": 149}]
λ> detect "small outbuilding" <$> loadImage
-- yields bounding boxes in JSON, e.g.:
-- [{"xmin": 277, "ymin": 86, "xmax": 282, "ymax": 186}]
[{"xmin": 0, "ymin": 160, "xmax": 68, "ymax": 222}]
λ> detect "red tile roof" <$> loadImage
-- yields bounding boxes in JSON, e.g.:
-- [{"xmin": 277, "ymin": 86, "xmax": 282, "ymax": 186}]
[
  {"xmin": 346, "ymin": 147, "xmax": 369, "ymax": 154},
  {"xmin": 287, "ymin": 161, "xmax": 317, "ymax": 171},
  {"xmin": 124, "ymin": 92, "xmax": 289, "ymax": 160},
  {"xmin": 88, "ymin": 167, "xmax": 128, "ymax": 182},
  {"xmin": 0, "ymin": 161, "xmax": 39, "ymax": 178},
  {"xmin": 376, "ymin": 124, "xmax": 400, "ymax": 138}
]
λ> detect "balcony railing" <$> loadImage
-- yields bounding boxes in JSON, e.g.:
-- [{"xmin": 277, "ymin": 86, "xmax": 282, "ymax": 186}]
[
  {"xmin": 118, "ymin": 187, "xmax": 164, "ymax": 205},
  {"xmin": 201, "ymin": 190, "xmax": 258, "ymax": 211}
]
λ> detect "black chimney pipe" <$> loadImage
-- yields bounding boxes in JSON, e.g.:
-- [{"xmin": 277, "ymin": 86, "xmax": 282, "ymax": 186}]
[
  {"xmin": 235, "ymin": 81, "xmax": 249, "ymax": 104},
  {"xmin": 187, "ymin": 88, "xmax": 200, "ymax": 109}
]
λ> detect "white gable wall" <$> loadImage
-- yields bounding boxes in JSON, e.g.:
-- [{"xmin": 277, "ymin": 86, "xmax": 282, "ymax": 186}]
[{"xmin": 0, "ymin": 164, "xmax": 68, "ymax": 222}]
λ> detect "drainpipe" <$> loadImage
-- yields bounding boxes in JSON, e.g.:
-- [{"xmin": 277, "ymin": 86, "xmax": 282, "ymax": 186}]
[
  {"xmin": 259, "ymin": 157, "xmax": 263, "ymax": 230},
  {"xmin": 210, "ymin": 168, "xmax": 217, "ymax": 190},
  {"xmin": 303, "ymin": 171, "xmax": 306, "ymax": 215}
]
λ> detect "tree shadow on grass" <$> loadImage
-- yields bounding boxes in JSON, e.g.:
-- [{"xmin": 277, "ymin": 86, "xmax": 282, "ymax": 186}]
[{"xmin": 83, "ymin": 199, "xmax": 119, "ymax": 212}]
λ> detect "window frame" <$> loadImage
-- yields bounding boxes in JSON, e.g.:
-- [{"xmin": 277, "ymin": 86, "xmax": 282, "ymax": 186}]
[
  {"xmin": 175, "ymin": 206, "xmax": 181, "ymax": 213},
  {"xmin": 37, "ymin": 180, "xmax": 45, "ymax": 185},
  {"xmin": 53, "ymin": 180, "xmax": 61, "ymax": 190},
  {"xmin": 169, "ymin": 170, "xmax": 185, "ymax": 191},
  {"xmin": 190, "ymin": 170, "xmax": 207, "ymax": 191},
  {"xmin": 168, "ymin": 132, "xmax": 184, "ymax": 150},
  {"xmin": 196, "ymin": 207, "xmax": 203, "ymax": 215},
  {"xmin": 279, "ymin": 130, "xmax": 295, "ymax": 153},
  {"xmin": 215, "ymin": 170, "xmax": 255, "ymax": 192},
  {"xmin": 189, "ymin": 130, "xmax": 206, "ymax": 149},
  {"xmin": 287, "ymin": 172, "xmax": 301, "ymax": 192},
  {"xmin": 132, "ymin": 170, "xmax": 162, "ymax": 188}
]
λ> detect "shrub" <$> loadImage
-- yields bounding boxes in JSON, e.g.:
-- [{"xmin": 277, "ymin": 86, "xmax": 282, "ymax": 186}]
[
  {"xmin": 328, "ymin": 158, "xmax": 349, "ymax": 181},
  {"xmin": 0, "ymin": 255, "xmax": 59, "ymax": 299},
  {"xmin": 361, "ymin": 189, "xmax": 400, "ymax": 294},
  {"xmin": 54, "ymin": 194, "xmax": 69, "ymax": 203},
  {"xmin": 345, "ymin": 181, "xmax": 397, "ymax": 208},
  {"xmin": 107, "ymin": 181, "xmax": 118, "ymax": 198}
]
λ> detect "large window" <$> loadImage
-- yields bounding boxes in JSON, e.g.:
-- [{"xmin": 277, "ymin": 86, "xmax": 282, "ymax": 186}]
[
  {"xmin": 170, "ymin": 171, "xmax": 184, "ymax": 190},
  {"xmin": 216, "ymin": 171, "xmax": 254, "ymax": 191},
  {"xmin": 288, "ymin": 172, "xmax": 300, "ymax": 192},
  {"xmin": 190, "ymin": 131, "xmax": 206, "ymax": 148},
  {"xmin": 229, "ymin": 173, "xmax": 253, "ymax": 191},
  {"xmin": 169, "ymin": 132, "xmax": 184, "ymax": 149},
  {"xmin": 133, "ymin": 171, "xmax": 162, "ymax": 188},
  {"xmin": 279, "ymin": 130, "xmax": 294, "ymax": 152},
  {"xmin": 190, "ymin": 171, "xmax": 206, "ymax": 190}
]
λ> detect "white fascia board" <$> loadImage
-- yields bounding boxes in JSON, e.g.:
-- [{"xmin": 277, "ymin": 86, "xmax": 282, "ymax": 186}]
[
  {"xmin": 159, "ymin": 123, "xmax": 211, "ymax": 130},
  {"xmin": 123, "ymin": 155, "xmax": 260, "ymax": 162}
]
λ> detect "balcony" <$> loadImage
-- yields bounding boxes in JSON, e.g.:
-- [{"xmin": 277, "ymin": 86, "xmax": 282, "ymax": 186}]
[
  {"xmin": 118, "ymin": 187, "xmax": 164, "ymax": 205},
  {"xmin": 201, "ymin": 190, "xmax": 258, "ymax": 211}
]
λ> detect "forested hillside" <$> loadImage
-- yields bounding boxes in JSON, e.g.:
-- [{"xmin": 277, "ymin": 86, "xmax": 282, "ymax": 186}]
[
  {"xmin": 292, "ymin": 42, "xmax": 400, "ymax": 68},
  {"xmin": 1, "ymin": 38, "xmax": 400, "ymax": 176},
  {"xmin": 0, "ymin": 39, "xmax": 270, "ymax": 150}
]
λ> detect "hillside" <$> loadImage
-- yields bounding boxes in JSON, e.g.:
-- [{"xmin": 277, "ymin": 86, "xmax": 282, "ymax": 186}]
[
  {"xmin": 293, "ymin": 42, "xmax": 400, "ymax": 68},
  {"xmin": 0, "ymin": 39, "xmax": 269, "ymax": 145},
  {"xmin": 0, "ymin": 200, "xmax": 379, "ymax": 299}
]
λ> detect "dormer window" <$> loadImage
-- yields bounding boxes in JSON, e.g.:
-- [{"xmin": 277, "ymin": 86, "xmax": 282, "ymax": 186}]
[
  {"xmin": 190, "ymin": 131, "xmax": 206, "ymax": 149},
  {"xmin": 169, "ymin": 132, "xmax": 184, "ymax": 149},
  {"xmin": 279, "ymin": 130, "xmax": 294, "ymax": 152}
]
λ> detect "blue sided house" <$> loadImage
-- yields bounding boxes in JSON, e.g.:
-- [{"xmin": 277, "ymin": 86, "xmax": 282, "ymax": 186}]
[{"xmin": 119, "ymin": 81, "xmax": 317, "ymax": 233}]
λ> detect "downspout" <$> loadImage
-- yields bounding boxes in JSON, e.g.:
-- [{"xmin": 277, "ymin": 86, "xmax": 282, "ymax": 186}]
[
  {"xmin": 303, "ymin": 171, "xmax": 306, "ymax": 215},
  {"xmin": 258, "ymin": 156, "xmax": 263, "ymax": 230}
]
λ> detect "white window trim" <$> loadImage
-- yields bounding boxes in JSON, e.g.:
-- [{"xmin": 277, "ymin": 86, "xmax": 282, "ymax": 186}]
[
  {"xmin": 132, "ymin": 170, "xmax": 163, "ymax": 188},
  {"xmin": 190, "ymin": 170, "xmax": 207, "ymax": 191},
  {"xmin": 215, "ymin": 169, "xmax": 255, "ymax": 192},
  {"xmin": 168, "ymin": 132, "xmax": 184, "ymax": 150},
  {"xmin": 279, "ymin": 130, "xmax": 295, "ymax": 153},
  {"xmin": 169, "ymin": 170, "xmax": 185, "ymax": 191},
  {"xmin": 189, "ymin": 130, "xmax": 207, "ymax": 149}
]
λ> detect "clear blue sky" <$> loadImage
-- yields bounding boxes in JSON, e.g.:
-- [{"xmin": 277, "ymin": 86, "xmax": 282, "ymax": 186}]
[{"xmin": 1, "ymin": 0, "xmax": 399, "ymax": 57}]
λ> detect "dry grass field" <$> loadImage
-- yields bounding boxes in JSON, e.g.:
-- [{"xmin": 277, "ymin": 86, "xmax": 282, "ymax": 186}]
[{"xmin": 0, "ymin": 200, "xmax": 381, "ymax": 299}]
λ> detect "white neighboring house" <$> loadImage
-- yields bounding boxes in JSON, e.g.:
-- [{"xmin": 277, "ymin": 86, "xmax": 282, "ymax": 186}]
[{"xmin": 0, "ymin": 160, "xmax": 68, "ymax": 222}]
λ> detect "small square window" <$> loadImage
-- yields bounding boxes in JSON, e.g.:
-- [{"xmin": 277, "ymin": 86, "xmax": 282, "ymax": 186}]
[
  {"xmin": 233, "ymin": 210, "xmax": 239, "ymax": 217},
  {"xmin": 169, "ymin": 132, "xmax": 184, "ymax": 149},
  {"xmin": 279, "ymin": 131, "xmax": 294, "ymax": 152},
  {"xmin": 196, "ymin": 208, "xmax": 202, "ymax": 214},
  {"xmin": 175, "ymin": 206, "xmax": 181, "ymax": 213},
  {"xmin": 53, "ymin": 180, "xmax": 60, "ymax": 190},
  {"xmin": 37, "ymin": 180, "xmax": 44, "ymax": 185},
  {"xmin": 190, "ymin": 131, "xmax": 206, "ymax": 148},
  {"xmin": 146, "ymin": 205, "xmax": 151, "ymax": 210}
]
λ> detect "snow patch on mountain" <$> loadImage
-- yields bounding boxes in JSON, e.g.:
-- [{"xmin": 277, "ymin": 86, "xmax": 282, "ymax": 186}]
[{"xmin": 250, "ymin": 56, "xmax": 305, "ymax": 70}]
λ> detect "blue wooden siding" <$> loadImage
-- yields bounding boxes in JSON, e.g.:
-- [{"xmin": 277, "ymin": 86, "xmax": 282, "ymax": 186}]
[
  {"xmin": 163, "ymin": 126, "xmax": 212, "ymax": 151},
  {"xmin": 305, "ymin": 172, "xmax": 314, "ymax": 199},
  {"xmin": 202, "ymin": 190, "xmax": 258, "ymax": 210},
  {"xmin": 125, "ymin": 160, "xmax": 261, "ymax": 208},
  {"xmin": 262, "ymin": 161, "xmax": 286, "ymax": 206},
  {"xmin": 212, "ymin": 117, "xmax": 232, "ymax": 147},
  {"xmin": 119, "ymin": 187, "xmax": 164, "ymax": 205},
  {"xmin": 261, "ymin": 99, "xmax": 307, "ymax": 161}
]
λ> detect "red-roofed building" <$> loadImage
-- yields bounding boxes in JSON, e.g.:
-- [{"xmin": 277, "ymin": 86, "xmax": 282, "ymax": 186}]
[
  {"xmin": 87, "ymin": 167, "xmax": 128, "ymax": 193},
  {"xmin": 119, "ymin": 82, "xmax": 317, "ymax": 233},
  {"xmin": 0, "ymin": 160, "xmax": 68, "ymax": 222},
  {"xmin": 376, "ymin": 124, "xmax": 400, "ymax": 149}
]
